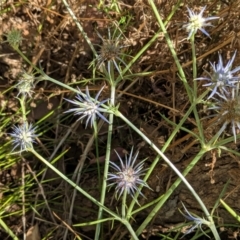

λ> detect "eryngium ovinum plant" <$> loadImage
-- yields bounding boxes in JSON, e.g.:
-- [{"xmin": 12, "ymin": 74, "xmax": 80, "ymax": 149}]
[
  {"xmin": 207, "ymin": 87, "xmax": 240, "ymax": 143},
  {"xmin": 182, "ymin": 5, "xmax": 240, "ymax": 143},
  {"xmin": 8, "ymin": 3, "xmax": 236, "ymax": 239},
  {"xmin": 198, "ymin": 51, "xmax": 240, "ymax": 143},
  {"xmin": 107, "ymin": 148, "xmax": 150, "ymax": 201},
  {"xmin": 197, "ymin": 51, "xmax": 240, "ymax": 99},
  {"xmin": 10, "ymin": 123, "xmax": 38, "ymax": 152},
  {"xmin": 64, "ymin": 86, "xmax": 109, "ymax": 128},
  {"xmin": 91, "ymin": 27, "xmax": 131, "ymax": 76},
  {"xmin": 10, "ymin": 70, "xmax": 37, "ymax": 153},
  {"xmin": 183, "ymin": 5, "xmax": 219, "ymax": 39}
]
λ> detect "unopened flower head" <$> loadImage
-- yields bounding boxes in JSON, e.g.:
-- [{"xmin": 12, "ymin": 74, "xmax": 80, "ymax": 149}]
[
  {"xmin": 209, "ymin": 89, "xmax": 240, "ymax": 143},
  {"xmin": 108, "ymin": 147, "xmax": 149, "ymax": 199},
  {"xmin": 94, "ymin": 28, "xmax": 130, "ymax": 75},
  {"xmin": 7, "ymin": 29, "xmax": 22, "ymax": 48},
  {"xmin": 180, "ymin": 202, "xmax": 210, "ymax": 237},
  {"xmin": 10, "ymin": 122, "xmax": 38, "ymax": 152},
  {"xmin": 183, "ymin": 6, "xmax": 219, "ymax": 39},
  {"xmin": 16, "ymin": 71, "xmax": 35, "ymax": 97},
  {"xmin": 197, "ymin": 51, "xmax": 240, "ymax": 99},
  {"xmin": 64, "ymin": 86, "xmax": 109, "ymax": 128}
]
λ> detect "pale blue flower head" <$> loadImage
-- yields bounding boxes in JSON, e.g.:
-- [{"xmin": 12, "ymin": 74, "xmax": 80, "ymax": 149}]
[
  {"xmin": 183, "ymin": 6, "xmax": 219, "ymax": 39},
  {"xmin": 108, "ymin": 147, "xmax": 149, "ymax": 199},
  {"xmin": 64, "ymin": 86, "xmax": 109, "ymax": 128},
  {"xmin": 180, "ymin": 202, "xmax": 210, "ymax": 238},
  {"xmin": 10, "ymin": 122, "xmax": 38, "ymax": 152},
  {"xmin": 197, "ymin": 51, "xmax": 240, "ymax": 99}
]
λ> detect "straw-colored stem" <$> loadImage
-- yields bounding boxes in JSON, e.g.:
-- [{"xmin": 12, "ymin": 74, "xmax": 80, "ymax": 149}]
[
  {"xmin": 148, "ymin": 0, "xmax": 193, "ymax": 102},
  {"xmin": 61, "ymin": 0, "xmax": 97, "ymax": 57}
]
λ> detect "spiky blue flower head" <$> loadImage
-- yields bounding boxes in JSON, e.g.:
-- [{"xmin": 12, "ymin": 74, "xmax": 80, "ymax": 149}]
[
  {"xmin": 183, "ymin": 6, "xmax": 219, "ymax": 39},
  {"xmin": 64, "ymin": 86, "xmax": 109, "ymax": 128},
  {"xmin": 209, "ymin": 89, "xmax": 240, "ymax": 143},
  {"xmin": 180, "ymin": 202, "xmax": 210, "ymax": 237},
  {"xmin": 10, "ymin": 122, "xmax": 38, "ymax": 152},
  {"xmin": 108, "ymin": 147, "xmax": 149, "ymax": 199},
  {"xmin": 197, "ymin": 51, "xmax": 240, "ymax": 99}
]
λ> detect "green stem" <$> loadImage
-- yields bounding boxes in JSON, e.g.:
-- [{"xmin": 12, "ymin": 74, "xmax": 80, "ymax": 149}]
[
  {"xmin": 31, "ymin": 147, "xmax": 140, "ymax": 239},
  {"xmin": 115, "ymin": 0, "xmax": 182, "ymax": 83},
  {"xmin": 95, "ymin": 84, "xmax": 115, "ymax": 240},
  {"xmin": 13, "ymin": 47, "xmax": 37, "ymax": 71},
  {"xmin": 134, "ymin": 148, "xmax": 219, "ymax": 240},
  {"xmin": 124, "ymin": 221, "xmax": 139, "ymax": 240},
  {"xmin": 93, "ymin": 121, "xmax": 101, "ymax": 189},
  {"xmin": 13, "ymin": 47, "xmax": 83, "ymax": 96},
  {"xmin": 209, "ymin": 217, "xmax": 221, "ymax": 240},
  {"xmin": 0, "ymin": 218, "xmax": 18, "ymax": 240},
  {"xmin": 122, "ymin": 189, "xmax": 127, "ymax": 218},
  {"xmin": 148, "ymin": 0, "xmax": 193, "ymax": 102},
  {"xmin": 190, "ymin": 35, "xmax": 205, "ymax": 143},
  {"xmin": 29, "ymin": 148, "xmax": 119, "ymax": 219},
  {"xmin": 191, "ymin": 35, "xmax": 197, "ymax": 95},
  {"xmin": 208, "ymin": 122, "xmax": 228, "ymax": 146},
  {"xmin": 127, "ymin": 92, "xmax": 208, "ymax": 217},
  {"xmin": 19, "ymin": 95, "xmax": 27, "ymax": 121}
]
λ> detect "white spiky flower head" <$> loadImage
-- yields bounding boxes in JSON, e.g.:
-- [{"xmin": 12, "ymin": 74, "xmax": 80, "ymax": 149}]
[
  {"xmin": 10, "ymin": 122, "xmax": 38, "ymax": 152},
  {"xmin": 183, "ymin": 6, "xmax": 219, "ymax": 39},
  {"xmin": 196, "ymin": 51, "xmax": 240, "ymax": 99},
  {"xmin": 108, "ymin": 147, "xmax": 150, "ymax": 200},
  {"xmin": 64, "ymin": 86, "xmax": 109, "ymax": 128}
]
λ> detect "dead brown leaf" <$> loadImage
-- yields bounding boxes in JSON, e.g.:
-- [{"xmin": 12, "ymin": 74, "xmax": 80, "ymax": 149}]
[{"xmin": 26, "ymin": 224, "xmax": 41, "ymax": 240}]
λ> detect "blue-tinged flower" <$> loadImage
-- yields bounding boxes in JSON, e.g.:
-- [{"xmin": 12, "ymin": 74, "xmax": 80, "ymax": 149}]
[
  {"xmin": 180, "ymin": 202, "xmax": 210, "ymax": 238},
  {"xmin": 208, "ymin": 89, "xmax": 240, "ymax": 143},
  {"xmin": 10, "ymin": 122, "xmax": 38, "ymax": 152},
  {"xmin": 183, "ymin": 6, "xmax": 219, "ymax": 39},
  {"xmin": 197, "ymin": 51, "xmax": 240, "ymax": 99},
  {"xmin": 108, "ymin": 147, "xmax": 150, "ymax": 199},
  {"xmin": 64, "ymin": 86, "xmax": 109, "ymax": 128}
]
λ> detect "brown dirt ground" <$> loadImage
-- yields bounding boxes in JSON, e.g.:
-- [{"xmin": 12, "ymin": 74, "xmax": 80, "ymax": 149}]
[{"xmin": 1, "ymin": 0, "xmax": 240, "ymax": 239}]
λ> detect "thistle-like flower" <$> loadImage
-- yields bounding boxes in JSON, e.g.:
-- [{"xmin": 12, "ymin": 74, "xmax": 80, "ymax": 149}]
[
  {"xmin": 197, "ymin": 51, "xmax": 240, "ymax": 99},
  {"xmin": 183, "ymin": 6, "xmax": 219, "ymax": 39},
  {"xmin": 64, "ymin": 86, "xmax": 109, "ymax": 128},
  {"xmin": 16, "ymin": 71, "xmax": 35, "ymax": 97},
  {"xmin": 209, "ymin": 89, "xmax": 240, "ymax": 143},
  {"xmin": 107, "ymin": 147, "xmax": 149, "ymax": 199},
  {"xmin": 93, "ymin": 28, "xmax": 130, "ymax": 75},
  {"xmin": 180, "ymin": 202, "xmax": 210, "ymax": 237},
  {"xmin": 10, "ymin": 122, "xmax": 38, "ymax": 152},
  {"xmin": 7, "ymin": 29, "xmax": 23, "ymax": 48}
]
